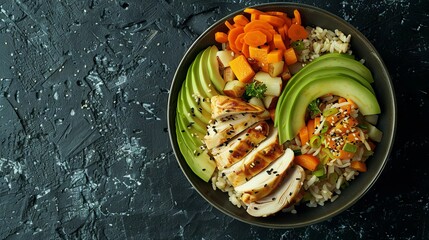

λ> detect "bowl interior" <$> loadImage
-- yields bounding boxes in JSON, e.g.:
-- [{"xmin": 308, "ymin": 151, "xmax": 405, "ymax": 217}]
[{"xmin": 167, "ymin": 3, "xmax": 396, "ymax": 228}]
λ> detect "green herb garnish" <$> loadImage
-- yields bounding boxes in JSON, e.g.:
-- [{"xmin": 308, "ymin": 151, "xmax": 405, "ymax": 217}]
[
  {"xmin": 308, "ymin": 98, "xmax": 321, "ymax": 118},
  {"xmin": 244, "ymin": 81, "xmax": 267, "ymax": 99},
  {"xmin": 291, "ymin": 40, "xmax": 306, "ymax": 51}
]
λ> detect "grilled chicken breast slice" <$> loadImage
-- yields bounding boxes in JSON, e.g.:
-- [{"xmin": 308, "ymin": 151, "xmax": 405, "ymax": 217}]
[
  {"xmin": 211, "ymin": 121, "xmax": 269, "ymax": 170},
  {"xmin": 246, "ymin": 165, "xmax": 305, "ymax": 217},
  {"xmin": 211, "ymin": 95, "xmax": 265, "ymax": 119},
  {"xmin": 204, "ymin": 111, "xmax": 270, "ymax": 149},
  {"xmin": 224, "ymin": 128, "xmax": 284, "ymax": 187},
  {"xmin": 234, "ymin": 148, "xmax": 295, "ymax": 204}
]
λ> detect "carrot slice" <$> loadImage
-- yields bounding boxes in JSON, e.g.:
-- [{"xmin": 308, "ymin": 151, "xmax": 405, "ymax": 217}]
[
  {"xmin": 259, "ymin": 14, "xmax": 285, "ymax": 27},
  {"xmin": 273, "ymin": 33, "xmax": 287, "ymax": 50},
  {"xmin": 294, "ymin": 154, "xmax": 320, "ymax": 171},
  {"xmin": 307, "ymin": 119, "xmax": 316, "ymax": 140},
  {"xmin": 215, "ymin": 32, "xmax": 228, "ymax": 43},
  {"xmin": 288, "ymin": 23, "xmax": 308, "ymax": 41},
  {"xmin": 229, "ymin": 55, "xmax": 255, "ymax": 83},
  {"xmin": 350, "ymin": 161, "xmax": 367, "ymax": 172},
  {"xmin": 293, "ymin": 9, "xmax": 302, "ymax": 25},
  {"xmin": 225, "ymin": 20, "xmax": 235, "ymax": 30},
  {"xmin": 244, "ymin": 20, "xmax": 274, "ymax": 32},
  {"xmin": 227, "ymin": 27, "xmax": 244, "ymax": 53},
  {"xmin": 233, "ymin": 14, "xmax": 250, "ymax": 26},
  {"xmin": 234, "ymin": 32, "xmax": 246, "ymax": 51},
  {"xmin": 241, "ymin": 43, "xmax": 250, "ymax": 58},
  {"xmin": 244, "ymin": 30, "xmax": 267, "ymax": 47},
  {"xmin": 299, "ymin": 125, "xmax": 309, "ymax": 145},
  {"xmin": 284, "ymin": 48, "xmax": 297, "ymax": 65},
  {"xmin": 243, "ymin": 8, "xmax": 265, "ymax": 15}
]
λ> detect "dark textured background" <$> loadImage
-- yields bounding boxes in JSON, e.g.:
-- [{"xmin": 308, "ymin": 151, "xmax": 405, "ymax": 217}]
[{"xmin": 0, "ymin": 0, "xmax": 428, "ymax": 239}]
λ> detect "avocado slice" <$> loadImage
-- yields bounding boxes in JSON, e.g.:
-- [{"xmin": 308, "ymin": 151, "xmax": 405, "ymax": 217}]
[
  {"xmin": 175, "ymin": 47, "xmax": 223, "ymax": 182},
  {"xmin": 275, "ymin": 67, "xmax": 375, "ymax": 139},
  {"xmin": 206, "ymin": 45, "xmax": 225, "ymax": 94},
  {"xmin": 176, "ymin": 122, "xmax": 216, "ymax": 182},
  {"xmin": 278, "ymin": 75, "xmax": 380, "ymax": 143}
]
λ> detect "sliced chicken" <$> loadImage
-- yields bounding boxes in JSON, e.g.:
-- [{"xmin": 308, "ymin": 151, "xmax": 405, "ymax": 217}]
[
  {"xmin": 211, "ymin": 95, "xmax": 265, "ymax": 119},
  {"xmin": 246, "ymin": 165, "xmax": 306, "ymax": 217},
  {"xmin": 211, "ymin": 121, "xmax": 269, "ymax": 170},
  {"xmin": 224, "ymin": 128, "xmax": 284, "ymax": 187},
  {"xmin": 204, "ymin": 111, "xmax": 270, "ymax": 150},
  {"xmin": 233, "ymin": 148, "xmax": 295, "ymax": 204}
]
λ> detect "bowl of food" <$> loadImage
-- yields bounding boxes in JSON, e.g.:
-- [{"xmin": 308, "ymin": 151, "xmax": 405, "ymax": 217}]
[{"xmin": 167, "ymin": 2, "xmax": 396, "ymax": 228}]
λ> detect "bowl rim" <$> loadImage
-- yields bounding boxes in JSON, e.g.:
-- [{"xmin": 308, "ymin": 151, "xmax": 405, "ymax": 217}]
[{"xmin": 167, "ymin": 2, "xmax": 397, "ymax": 228}]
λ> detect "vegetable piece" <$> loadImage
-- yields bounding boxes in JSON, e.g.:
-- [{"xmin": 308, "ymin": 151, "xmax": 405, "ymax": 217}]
[
  {"xmin": 294, "ymin": 154, "xmax": 320, "ymax": 171},
  {"xmin": 350, "ymin": 161, "xmax": 367, "ymax": 172},
  {"xmin": 323, "ymin": 107, "xmax": 339, "ymax": 117},
  {"xmin": 225, "ymin": 20, "xmax": 235, "ymax": 30},
  {"xmin": 233, "ymin": 14, "xmax": 250, "ymax": 26},
  {"xmin": 234, "ymin": 32, "xmax": 246, "ymax": 51},
  {"xmin": 249, "ymin": 45, "xmax": 270, "ymax": 72},
  {"xmin": 343, "ymin": 142, "xmax": 357, "ymax": 153},
  {"xmin": 227, "ymin": 27, "xmax": 244, "ymax": 53},
  {"xmin": 308, "ymin": 98, "xmax": 321, "ymax": 118},
  {"xmin": 243, "ymin": 8, "xmax": 265, "ymax": 15},
  {"xmin": 307, "ymin": 119, "xmax": 315, "ymax": 140},
  {"xmin": 216, "ymin": 50, "xmax": 234, "ymax": 68},
  {"xmin": 268, "ymin": 61, "xmax": 284, "ymax": 77},
  {"xmin": 241, "ymin": 43, "xmax": 250, "ymax": 58},
  {"xmin": 263, "ymin": 95, "xmax": 278, "ymax": 110},
  {"xmin": 284, "ymin": 48, "xmax": 298, "ymax": 65},
  {"xmin": 291, "ymin": 40, "xmax": 306, "ymax": 51},
  {"xmin": 313, "ymin": 165, "xmax": 325, "ymax": 177},
  {"xmin": 288, "ymin": 23, "xmax": 308, "ymax": 41},
  {"xmin": 244, "ymin": 81, "xmax": 267, "ymax": 99},
  {"xmin": 337, "ymin": 150, "xmax": 354, "ymax": 160},
  {"xmin": 253, "ymin": 72, "xmax": 282, "ymax": 96},
  {"xmin": 229, "ymin": 55, "xmax": 255, "ymax": 83},
  {"xmin": 223, "ymin": 80, "xmax": 246, "ymax": 98},
  {"xmin": 259, "ymin": 14, "xmax": 285, "ymax": 27},
  {"xmin": 273, "ymin": 34, "xmax": 287, "ymax": 50},
  {"xmin": 310, "ymin": 135, "xmax": 322, "ymax": 149},
  {"xmin": 299, "ymin": 125, "xmax": 309, "ymax": 145},
  {"xmin": 248, "ymin": 97, "xmax": 265, "ymax": 109},
  {"xmin": 293, "ymin": 9, "xmax": 302, "ymax": 25},
  {"xmin": 367, "ymin": 123, "xmax": 383, "ymax": 142},
  {"xmin": 244, "ymin": 20, "xmax": 274, "ymax": 33},
  {"xmin": 267, "ymin": 50, "xmax": 283, "ymax": 63},
  {"xmin": 215, "ymin": 32, "xmax": 228, "ymax": 43},
  {"xmin": 244, "ymin": 30, "xmax": 267, "ymax": 47},
  {"xmin": 223, "ymin": 67, "xmax": 235, "ymax": 82},
  {"xmin": 280, "ymin": 64, "xmax": 292, "ymax": 81}
]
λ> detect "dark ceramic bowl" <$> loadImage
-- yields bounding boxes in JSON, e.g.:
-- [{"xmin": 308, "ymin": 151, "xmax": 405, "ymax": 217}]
[{"xmin": 167, "ymin": 3, "xmax": 396, "ymax": 228}]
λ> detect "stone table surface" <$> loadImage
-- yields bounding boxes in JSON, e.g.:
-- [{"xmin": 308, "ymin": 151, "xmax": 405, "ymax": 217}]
[{"xmin": 0, "ymin": 0, "xmax": 428, "ymax": 239}]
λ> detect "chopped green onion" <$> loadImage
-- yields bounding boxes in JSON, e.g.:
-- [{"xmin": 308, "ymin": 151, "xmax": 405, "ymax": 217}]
[
  {"xmin": 308, "ymin": 98, "xmax": 321, "ymax": 118},
  {"xmin": 320, "ymin": 122, "xmax": 329, "ymax": 134},
  {"xmin": 313, "ymin": 165, "xmax": 325, "ymax": 177},
  {"xmin": 322, "ymin": 107, "xmax": 339, "ymax": 117},
  {"xmin": 322, "ymin": 147, "xmax": 335, "ymax": 160},
  {"xmin": 343, "ymin": 143, "xmax": 358, "ymax": 153},
  {"xmin": 310, "ymin": 135, "xmax": 322, "ymax": 149}
]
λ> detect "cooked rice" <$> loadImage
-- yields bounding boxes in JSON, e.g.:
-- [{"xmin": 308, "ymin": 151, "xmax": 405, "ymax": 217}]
[{"xmin": 297, "ymin": 27, "xmax": 352, "ymax": 62}]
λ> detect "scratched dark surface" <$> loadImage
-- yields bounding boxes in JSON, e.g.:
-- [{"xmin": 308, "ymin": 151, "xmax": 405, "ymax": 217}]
[{"xmin": 0, "ymin": 0, "xmax": 428, "ymax": 239}]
